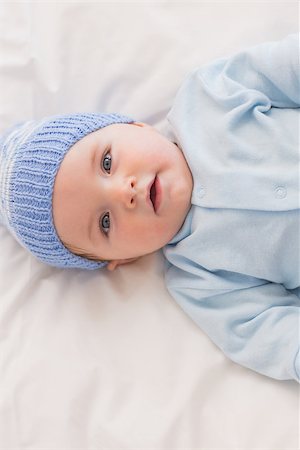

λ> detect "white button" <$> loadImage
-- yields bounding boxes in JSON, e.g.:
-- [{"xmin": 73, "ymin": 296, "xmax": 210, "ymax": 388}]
[
  {"xmin": 275, "ymin": 186, "xmax": 287, "ymax": 199},
  {"xmin": 197, "ymin": 187, "xmax": 205, "ymax": 198}
]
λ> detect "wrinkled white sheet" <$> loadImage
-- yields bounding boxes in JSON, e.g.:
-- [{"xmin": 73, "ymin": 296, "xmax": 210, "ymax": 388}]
[{"xmin": 0, "ymin": 2, "xmax": 299, "ymax": 449}]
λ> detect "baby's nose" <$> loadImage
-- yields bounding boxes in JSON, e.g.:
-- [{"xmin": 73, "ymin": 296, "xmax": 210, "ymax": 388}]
[{"xmin": 116, "ymin": 176, "xmax": 137, "ymax": 209}]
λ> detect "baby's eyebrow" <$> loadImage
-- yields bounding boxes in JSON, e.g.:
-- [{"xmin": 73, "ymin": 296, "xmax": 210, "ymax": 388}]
[
  {"xmin": 87, "ymin": 215, "xmax": 94, "ymax": 243},
  {"xmin": 79, "ymin": 251, "xmax": 103, "ymax": 262},
  {"xmin": 91, "ymin": 145, "xmax": 97, "ymax": 172},
  {"xmin": 63, "ymin": 241, "xmax": 102, "ymax": 262}
]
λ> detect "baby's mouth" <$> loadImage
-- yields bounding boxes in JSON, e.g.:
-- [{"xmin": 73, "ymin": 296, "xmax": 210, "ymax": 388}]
[{"xmin": 150, "ymin": 177, "xmax": 157, "ymax": 210}]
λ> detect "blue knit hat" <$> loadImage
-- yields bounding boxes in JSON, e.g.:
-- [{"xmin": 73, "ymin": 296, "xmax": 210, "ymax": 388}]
[{"xmin": 0, "ymin": 113, "xmax": 134, "ymax": 269}]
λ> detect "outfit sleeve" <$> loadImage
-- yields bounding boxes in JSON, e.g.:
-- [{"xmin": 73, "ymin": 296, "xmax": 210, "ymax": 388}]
[
  {"xmin": 197, "ymin": 33, "xmax": 300, "ymax": 108},
  {"xmin": 165, "ymin": 266, "xmax": 300, "ymax": 382}
]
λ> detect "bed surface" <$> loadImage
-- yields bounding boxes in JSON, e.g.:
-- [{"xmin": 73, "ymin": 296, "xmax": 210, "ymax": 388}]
[{"xmin": 0, "ymin": 2, "xmax": 299, "ymax": 449}]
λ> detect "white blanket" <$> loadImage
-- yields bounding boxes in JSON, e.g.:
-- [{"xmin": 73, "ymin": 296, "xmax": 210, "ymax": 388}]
[{"xmin": 0, "ymin": 2, "xmax": 299, "ymax": 448}]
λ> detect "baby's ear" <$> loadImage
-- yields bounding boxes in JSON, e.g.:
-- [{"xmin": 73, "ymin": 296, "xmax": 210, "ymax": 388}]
[
  {"xmin": 131, "ymin": 122, "xmax": 152, "ymax": 129},
  {"xmin": 106, "ymin": 257, "xmax": 139, "ymax": 271},
  {"xmin": 131, "ymin": 122, "xmax": 162, "ymax": 135}
]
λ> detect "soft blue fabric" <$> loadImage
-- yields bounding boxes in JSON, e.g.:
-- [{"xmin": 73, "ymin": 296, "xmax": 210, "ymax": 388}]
[
  {"xmin": 0, "ymin": 113, "xmax": 134, "ymax": 269},
  {"xmin": 163, "ymin": 34, "xmax": 300, "ymax": 381}
]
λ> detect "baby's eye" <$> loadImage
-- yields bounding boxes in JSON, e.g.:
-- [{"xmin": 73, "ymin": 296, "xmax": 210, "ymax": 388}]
[
  {"xmin": 102, "ymin": 152, "xmax": 112, "ymax": 174},
  {"xmin": 100, "ymin": 212, "xmax": 110, "ymax": 235}
]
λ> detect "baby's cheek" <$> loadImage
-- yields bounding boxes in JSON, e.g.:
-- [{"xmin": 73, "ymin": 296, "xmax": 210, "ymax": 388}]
[
  {"xmin": 146, "ymin": 222, "xmax": 173, "ymax": 247},
  {"xmin": 120, "ymin": 219, "xmax": 171, "ymax": 254}
]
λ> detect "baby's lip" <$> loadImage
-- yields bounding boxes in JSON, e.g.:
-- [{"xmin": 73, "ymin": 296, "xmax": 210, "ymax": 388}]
[
  {"xmin": 146, "ymin": 177, "xmax": 156, "ymax": 212},
  {"xmin": 153, "ymin": 176, "xmax": 162, "ymax": 213}
]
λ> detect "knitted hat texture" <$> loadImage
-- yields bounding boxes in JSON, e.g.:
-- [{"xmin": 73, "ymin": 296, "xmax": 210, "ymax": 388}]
[{"xmin": 0, "ymin": 113, "xmax": 134, "ymax": 269}]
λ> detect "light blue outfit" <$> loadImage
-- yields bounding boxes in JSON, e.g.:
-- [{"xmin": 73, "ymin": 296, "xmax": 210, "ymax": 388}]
[{"xmin": 163, "ymin": 34, "xmax": 300, "ymax": 381}]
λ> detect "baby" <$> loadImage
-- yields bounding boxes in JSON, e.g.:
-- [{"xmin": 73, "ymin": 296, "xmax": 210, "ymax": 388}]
[{"xmin": 0, "ymin": 34, "xmax": 299, "ymax": 382}]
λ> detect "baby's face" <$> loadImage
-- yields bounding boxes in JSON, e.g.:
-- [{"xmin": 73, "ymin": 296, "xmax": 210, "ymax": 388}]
[{"xmin": 52, "ymin": 122, "xmax": 193, "ymax": 264}]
